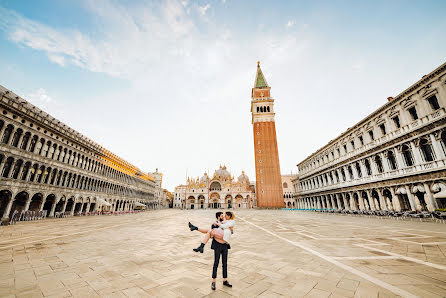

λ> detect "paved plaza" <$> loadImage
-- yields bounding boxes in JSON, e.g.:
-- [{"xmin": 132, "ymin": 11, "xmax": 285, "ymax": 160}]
[{"xmin": 0, "ymin": 210, "xmax": 446, "ymax": 297}]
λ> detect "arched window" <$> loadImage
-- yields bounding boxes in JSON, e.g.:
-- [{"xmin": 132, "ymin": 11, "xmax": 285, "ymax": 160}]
[
  {"xmin": 21, "ymin": 162, "xmax": 31, "ymax": 180},
  {"xmin": 386, "ymin": 150, "xmax": 398, "ymax": 170},
  {"xmin": 11, "ymin": 128, "xmax": 23, "ymax": 147},
  {"xmin": 375, "ymin": 155, "xmax": 384, "ymax": 173},
  {"xmin": 260, "ymin": 106, "xmax": 263, "ymax": 112},
  {"xmin": 364, "ymin": 159, "xmax": 372, "ymax": 176},
  {"xmin": 341, "ymin": 168, "xmax": 346, "ymax": 181},
  {"xmin": 29, "ymin": 135, "xmax": 38, "ymax": 152},
  {"xmin": 1, "ymin": 124, "xmax": 14, "ymax": 144},
  {"xmin": 20, "ymin": 132, "xmax": 31, "ymax": 150},
  {"xmin": 355, "ymin": 162, "xmax": 362, "ymax": 178},
  {"xmin": 267, "ymin": 106, "xmax": 270, "ymax": 112},
  {"xmin": 401, "ymin": 145, "xmax": 414, "ymax": 166},
  {"xmin": 334, "ymin": 171, "xmax": 339, "ymax": 183},
  {"xmin": 283, "ymin": 182, "xmax": 288, "ymax": 189},
  {"xmin": 11, "ymin": 159, "xmax": 23, "ymax": 179},
  {"xmin": 348, "ymin": 166, "xmax": 354, "ymax": 180},
  {"xmin": 419, "ymin": 138, "xmax": 435, "ymax": 162},
  {"xmin": 2, "ymin": 157, "xmax": 14, "ymax": 178},
  {"xmin": 257, "ymin": 106, "xmax": 259, "ymax": 112}
]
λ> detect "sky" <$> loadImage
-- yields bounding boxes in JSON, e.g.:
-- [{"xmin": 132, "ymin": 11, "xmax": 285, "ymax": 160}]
[{"xmin": 0, "ymin": 0, "xmax": 445, "ymax": 191}]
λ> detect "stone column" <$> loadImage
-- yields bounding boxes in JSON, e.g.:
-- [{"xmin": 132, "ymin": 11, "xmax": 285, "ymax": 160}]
[
  {"xmin": 404, "ymin": 185, "xmax": 417, "ymax": 211},
  {"xmin": 39, "ymin": 196, "xmax": 47, "ymax": 211},
  {"xmin": 356, "ymin": 191, "xmax": 365, "ymax": 210},
  {"xmin": 61, "ymin": 199, "xmax": 68, "ymax": 213},
  {"xmin": 394, "ymin": 148, "xmax": 405, "ymax": 169},
  {"xmin": 430, "ymin": 133, "xmax": 446, "ymax": 159},
  {"xmin": 335, "ymin": 194, "xmax": 342, "ymax": 210},
  {"xmin": 24, "ymin": 197, "xmax": 32, "ymax": 212},
  {"xmin": 365, "ymin": 190, "xmax": 376, "ymax": 210},
  {"xmin": 410, "ymin": 141, "xmax": 423, "ymax": 165},
  {"xmin": 377, "ymin": 190, "xmax": 387, "ymax": 211},
  {"xmin": 389, "ymin": 187, "xmax": 401, "ymax": 211},
  {"xmin": 342, "ymin": 194, "xmax": 349, "ymax": 210},
  {"xmin": 423, "ymin": 182, "xmax": 437, "ymax": 211},
  {"xmin": 86, "ymin": 202, "xmax": 91, "ymax": 213},
  {"xmin": 1, "ymin": 197, "xmax": 15, "ymax": 223},
  {"xmin": 381, "ymin": 152, "xmax": 390, "ymax": 173},
  {"xmin": 70, "ymin": 203, "xmax": 76, "ymax": 215},
  {"xmin": 49, "ymin": 199, "xmax": 57, "ymax": 217}
]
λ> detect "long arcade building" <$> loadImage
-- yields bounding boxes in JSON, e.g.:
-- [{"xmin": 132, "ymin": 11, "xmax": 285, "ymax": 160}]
[
  {"xmin": 0, "ymin": 85, "xmax": 157, "ymax": 224},
  {"xmin": 294, "ymin": 62, "xmax": 446, "ymax": 212}
]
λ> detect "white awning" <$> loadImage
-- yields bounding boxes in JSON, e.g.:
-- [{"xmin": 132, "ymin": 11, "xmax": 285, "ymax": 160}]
[
  {"xmin": 97, "ymin": 198, "xmax": 112, "ymax": 206},
  {"xmin": 134, "ymin": 202, "xmax": 146, "ymax": 207}
]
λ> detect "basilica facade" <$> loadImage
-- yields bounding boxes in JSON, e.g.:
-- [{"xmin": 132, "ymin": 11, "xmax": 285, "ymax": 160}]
[
  {"xmin": 173, "ymin": 166, "xmax": 256, "ymax": 209},
  {"xmin": 293, "ymin": 62, "xmax": 446, "ymax": 212}
]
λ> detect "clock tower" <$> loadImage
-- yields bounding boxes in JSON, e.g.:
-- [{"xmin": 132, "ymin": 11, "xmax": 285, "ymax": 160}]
[{"xmin": 251, "ymin": 62, "xmax": 284, "ymax": 208}]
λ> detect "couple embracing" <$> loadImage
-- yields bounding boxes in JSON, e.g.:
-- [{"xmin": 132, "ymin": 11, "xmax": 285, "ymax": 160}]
[{"xmin": 188, "ymin": 211, "xmax": 235, "ymax": 291}]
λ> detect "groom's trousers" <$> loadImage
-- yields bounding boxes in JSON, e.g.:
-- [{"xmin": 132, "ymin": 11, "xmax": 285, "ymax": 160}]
[{"xmin": 212, "ymin": 244, "xmax": 228, "ymax": 278}]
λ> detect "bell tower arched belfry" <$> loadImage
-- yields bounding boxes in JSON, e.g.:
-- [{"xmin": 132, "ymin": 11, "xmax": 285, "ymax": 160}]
[{"xmin": 251, "ymin": 62, "xmax": 284, "ymax": 208}]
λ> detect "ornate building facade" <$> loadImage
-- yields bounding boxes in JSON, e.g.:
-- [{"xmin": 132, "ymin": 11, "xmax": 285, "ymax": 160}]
[
  {"xmin": 173, "ymin": 165, "xmax": 256, "ymax": 209},
  {"xmin": 251, "ymin": 62, "xmax": 284, "ymax": 208},
  {"xmin": 282, "ymin": 174, "xmax": 298, "ymax": 208},
  {"xmin": 0, "ymin": 85, "xmax": 158, "ymax": 224},
  {"xmin": 294, "ymin": 63, "xmax": 446, "ymax": 212}
]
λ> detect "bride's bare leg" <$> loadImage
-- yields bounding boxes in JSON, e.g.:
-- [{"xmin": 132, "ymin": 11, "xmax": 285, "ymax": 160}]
[
  {"xmin": 198, "ymin": 227, "xmax": 209, "ymax": 233},
  {"xmin": 202, "ymin": 229, "xmax": 214, "ymax": 244}
]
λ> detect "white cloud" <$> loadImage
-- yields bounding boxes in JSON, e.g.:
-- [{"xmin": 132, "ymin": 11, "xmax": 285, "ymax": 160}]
[
  {"xmin": 27, "ymin": 88, "xmax": 53, "ymax": 103},
  {"xmin": 198, "ymin": 3, "xmax": 211, "ymax": 15},
  {"xmin": 286, "ymin": 20, "xmax": 295, "ymax": 28}
]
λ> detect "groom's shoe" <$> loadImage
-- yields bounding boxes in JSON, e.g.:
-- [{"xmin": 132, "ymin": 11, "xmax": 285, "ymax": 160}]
[
  {"xmin": 193, "ymin": 243, "xmax": 204, "ymax": 253},
  {"xmin": 211, "ymin": 282, "xmax": 216, "ymax": 290},
  {"xmin": 223, "ymin": 281, "xmax": 232, "ymax": 288},
  {"xmin": 188, "ymin": 222, "xmax": 198, "ymax": 231}
]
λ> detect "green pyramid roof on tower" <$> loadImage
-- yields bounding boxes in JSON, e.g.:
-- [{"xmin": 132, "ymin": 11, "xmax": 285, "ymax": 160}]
[{"xmin": 255, "ymin": 62, "xmax": 269, "ymax": 88}]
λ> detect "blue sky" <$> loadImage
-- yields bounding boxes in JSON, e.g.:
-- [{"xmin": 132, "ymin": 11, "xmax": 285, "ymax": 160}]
[{"xmin": 0, "ymin": 0, "xmax": 445, "ymax": 190}]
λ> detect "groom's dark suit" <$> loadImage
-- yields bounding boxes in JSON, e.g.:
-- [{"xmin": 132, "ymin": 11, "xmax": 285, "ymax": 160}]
[{"xmin": 211, "ymin": 222, "xmax": 230, "ymax": 279}]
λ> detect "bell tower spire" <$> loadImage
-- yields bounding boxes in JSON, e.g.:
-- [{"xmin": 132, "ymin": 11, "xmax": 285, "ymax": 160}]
[{"xmin": 251, "ymin": 62, "xmax": 284, "ymax": 208}]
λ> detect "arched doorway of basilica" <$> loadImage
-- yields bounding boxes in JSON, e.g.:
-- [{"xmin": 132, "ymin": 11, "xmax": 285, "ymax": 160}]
[
  {"xmin": 0, "ymin": 189, "xmax": 12, "ymax": 219},
  {"xmin": 210, "ymin": 193, "xmax": 220, "ymax": 209},
  {"xmin": 198, "ymin": 195, "xmax": 205, "ymax": 209},
  {"xmin": 235, "ymin": 195, "xmax": 243, "ymax": 208},
  {"xmin": 187, "ymin": 196, "xmax": 195, "ymax": 209},
  {"xmin": 225, "ymin": 195, "xmax": 232, "ymax": 209}
]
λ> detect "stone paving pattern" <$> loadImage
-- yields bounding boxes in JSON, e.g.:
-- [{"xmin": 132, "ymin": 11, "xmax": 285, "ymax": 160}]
[{"xmin": 0, "ymin": 209, "xmax": 445, "ymax": 297}]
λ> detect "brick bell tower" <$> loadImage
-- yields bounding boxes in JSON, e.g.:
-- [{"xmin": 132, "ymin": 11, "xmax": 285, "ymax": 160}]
[{"xmin": 251, "ymin": 62, "xmax": 284, "ymax": 208}]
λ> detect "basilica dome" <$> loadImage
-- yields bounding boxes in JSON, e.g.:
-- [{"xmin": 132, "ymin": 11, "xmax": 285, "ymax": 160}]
[
  {"xmin": 238, "ymin": 171, "xmax": 249, "ymax": 184},
  {"xmin": 200, "ymin": 173, "xmax": 209, "ymax": 183},
  {"xmin": 215, "ymin": 165, "xmax": 230, "ymax": 179}
]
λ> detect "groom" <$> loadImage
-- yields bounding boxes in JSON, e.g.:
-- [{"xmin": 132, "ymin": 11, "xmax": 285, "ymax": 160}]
[{"xmin": 210, "ymin": 212, "xmax": 232, "ymax": 291}]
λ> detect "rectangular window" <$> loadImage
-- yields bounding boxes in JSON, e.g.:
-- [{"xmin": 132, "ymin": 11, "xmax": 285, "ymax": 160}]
[
  {"xmin": 392, "ymin": 116, "xmax": 401, "ymax": 128},
  {"xmin": 408, "ymin": 106, "xmax": 418, "ymax": 120},
  {"xmin": 427, "ymin": 95, "xmax": 440, "ymax": 110},
  {"xmin": 350, "ymin": 141, "xmax": 355, "ymax": 150},
  {"xmin": 368, "ymin": 130, "xmax": 374, "ymax": 141},
  {"xmin": 337, "ymin": 148, "xmax": 340, "ymax": 156},
  {"xmin": 379, "ymin": 124, "xmax": 386, "ymax": 135},
  {"xmin": 359, "ymin": 135, "xmax": 364, "ymax": 146},
  {"xmin": 343, "ymin": 144, "xmax": 347, "ymax": 153}
]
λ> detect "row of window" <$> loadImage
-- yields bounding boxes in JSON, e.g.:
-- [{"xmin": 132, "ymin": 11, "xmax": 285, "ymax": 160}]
[
  {"xmin": 0, "ymin": 153, "xmax": 153, "ymax": 198},
  {"xmin": 300, "ymin": 132, "xmax": 445, "ymax": 191},
  {"xmin": 300, "ymin": 95, "xmax": 442, "ymax": 173},
  {"xmin": 256, "ymin": 105, "xmax": 270, "ymax": 113},
  {"xmin": 0, "ymin": 118, "xmax": 153, "ymax": 191}
]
